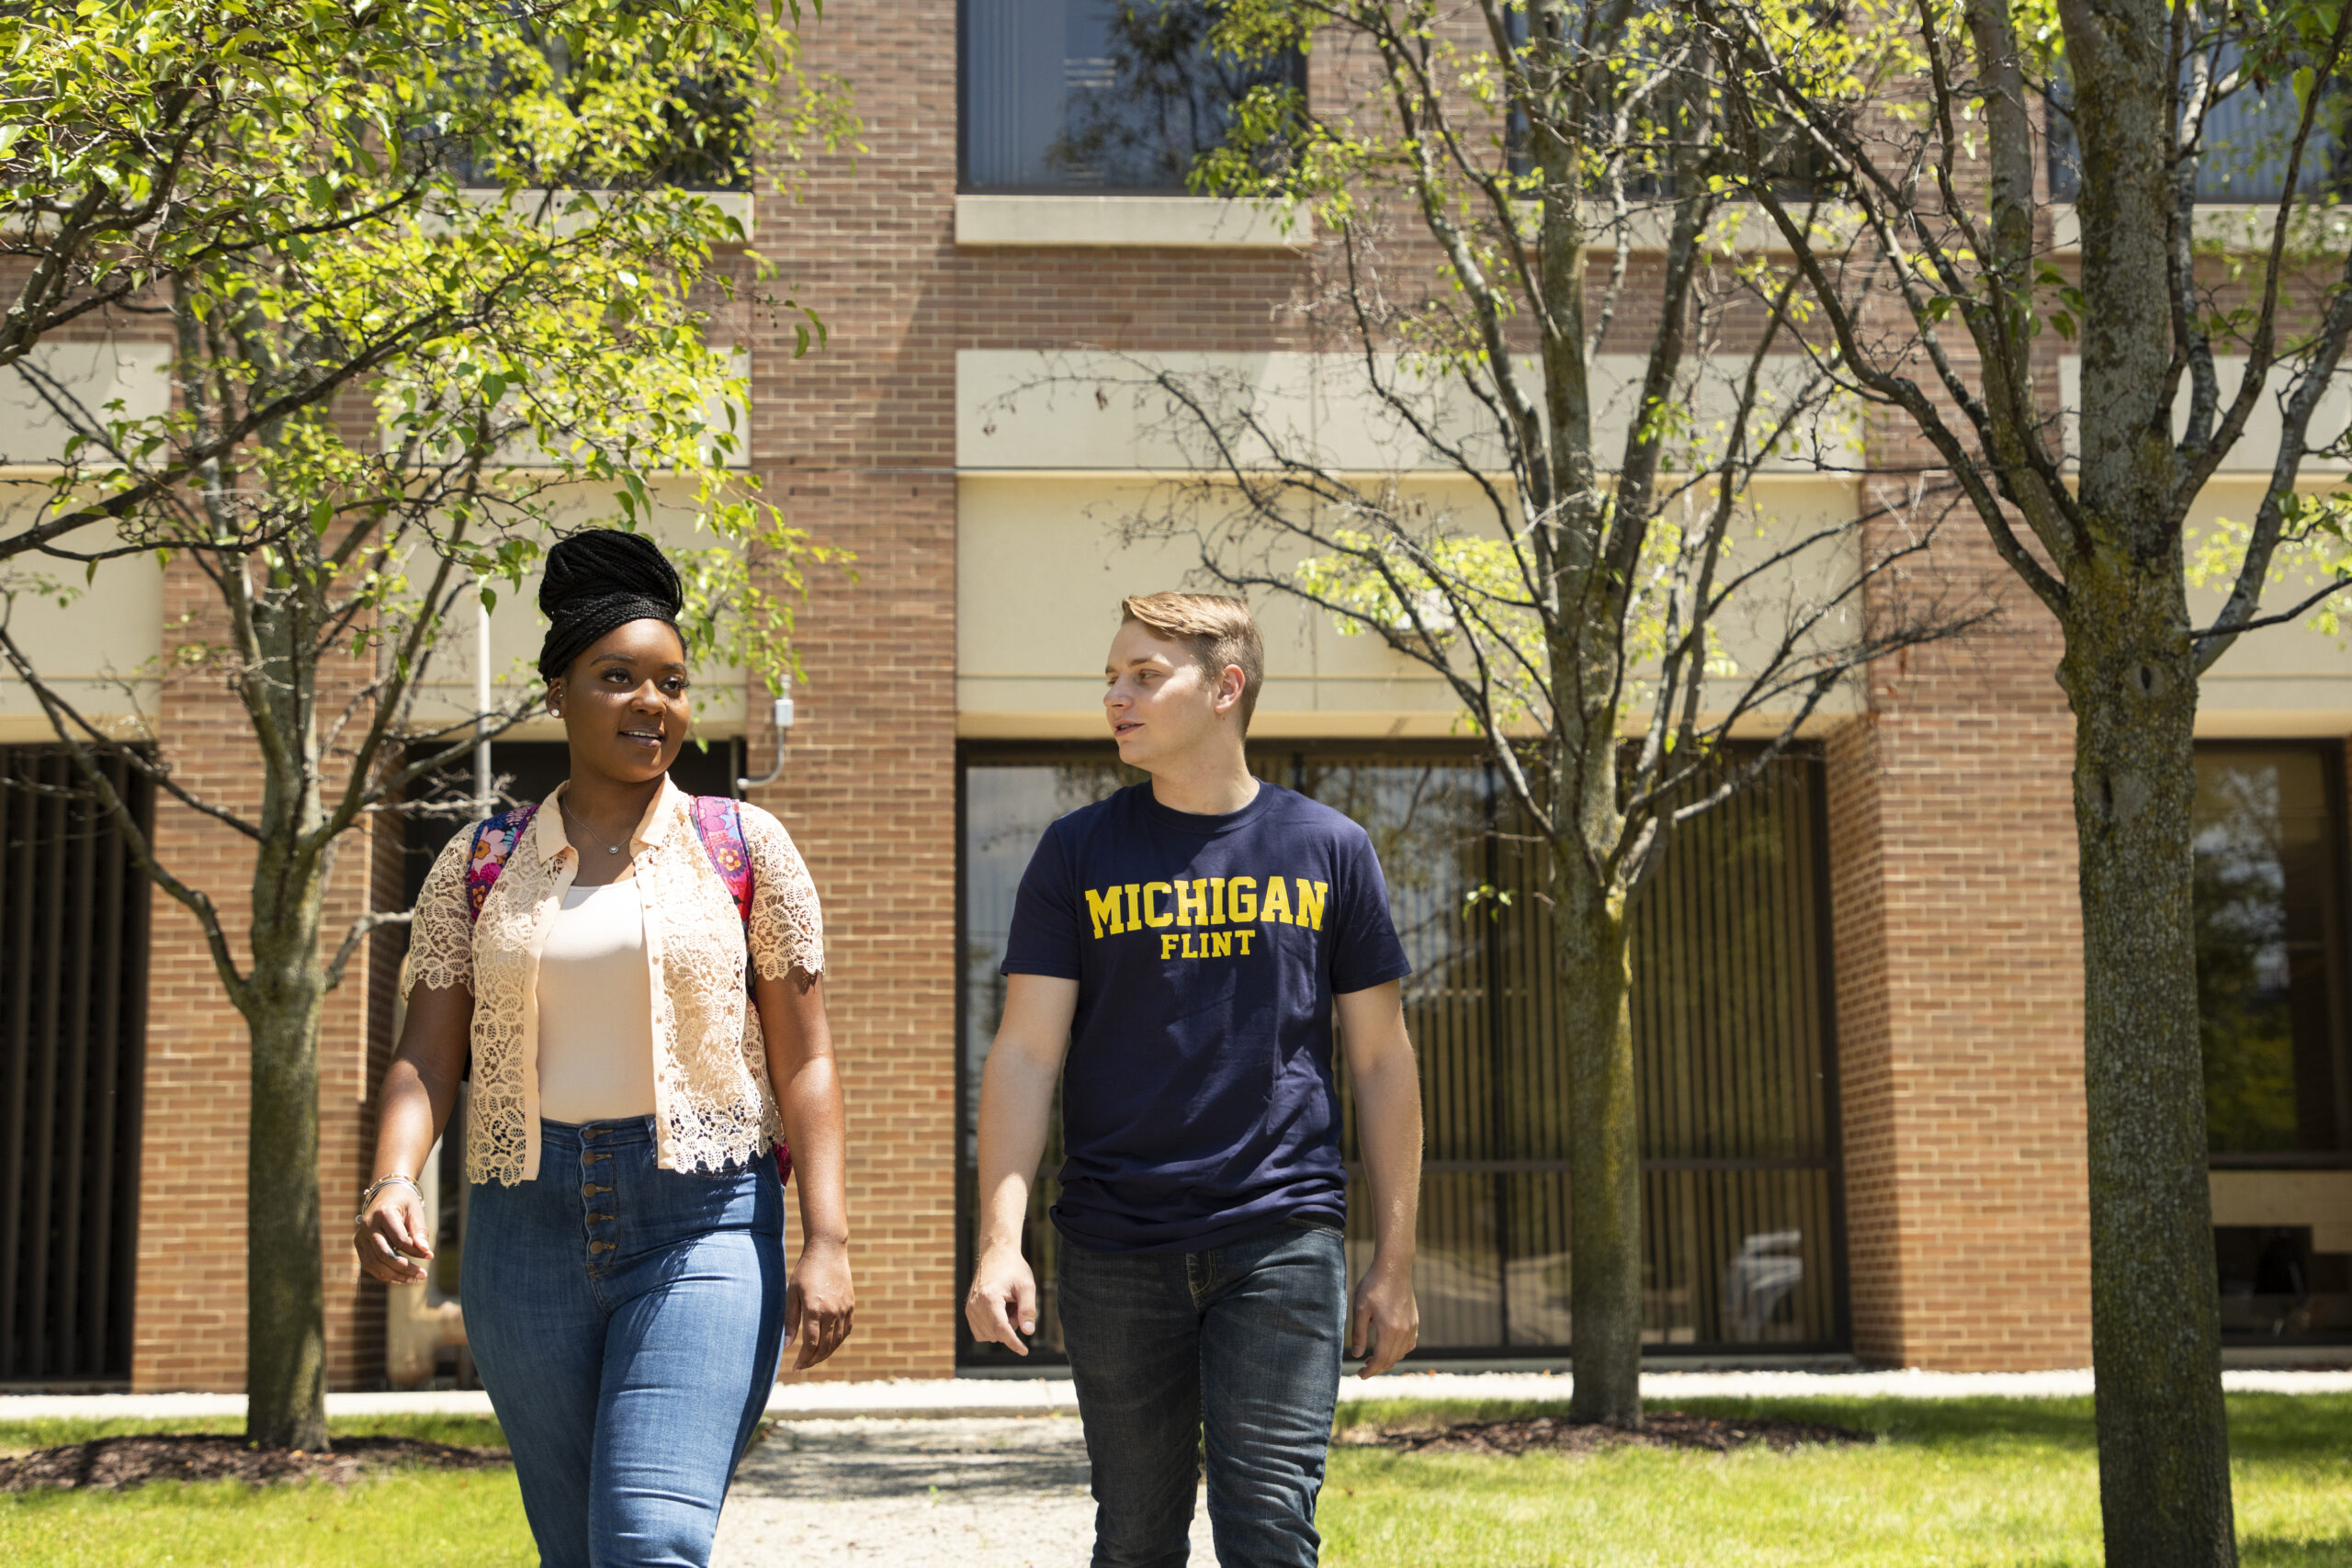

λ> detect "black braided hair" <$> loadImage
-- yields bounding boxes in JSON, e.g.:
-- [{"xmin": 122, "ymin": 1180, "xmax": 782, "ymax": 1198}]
[{"xmin": 537, "ymin": 529, "xmax": 685, "ymax": 682}]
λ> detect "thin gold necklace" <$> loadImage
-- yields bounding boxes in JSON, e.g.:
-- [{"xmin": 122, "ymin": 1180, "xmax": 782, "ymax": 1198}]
[{"xmin": 559, "ymin": 795, "xmax": 628, "ymax": 857}]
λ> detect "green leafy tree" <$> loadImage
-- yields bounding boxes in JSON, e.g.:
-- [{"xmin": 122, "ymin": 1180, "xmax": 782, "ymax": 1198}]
[
  {"xmin": 1022, "ymin": 0, "xmax": 1975, "ymax": 1422},
  {"xmin": 1696, "ymin": 0, "xmax": 2352, "ymax": 1557},
  {"xmin": 0, "ymin": 0, "xmax": 854, "ymax": 1450}
]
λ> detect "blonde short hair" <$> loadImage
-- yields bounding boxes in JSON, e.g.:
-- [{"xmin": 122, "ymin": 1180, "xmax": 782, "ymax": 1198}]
[{"xmin": 1121, "ymin": 592, "xmax": 1266, "ymax": 731}]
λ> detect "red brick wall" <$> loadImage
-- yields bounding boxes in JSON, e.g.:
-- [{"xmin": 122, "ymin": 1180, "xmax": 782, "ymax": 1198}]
[
  {"xmin": 98, "ymin": 0, "xmax": 2138, "ymax": 1385},
  {"xmin": 1828, "ymin": 513, "xmax": 2094, "ymax": 1370},
  {"xmin": 743, "ymin": 0, "xmax": 964, "ymax": 1381},
  {"xmin": 129, "ymin": 556, "xmax": 394, "ymax": 1393}
]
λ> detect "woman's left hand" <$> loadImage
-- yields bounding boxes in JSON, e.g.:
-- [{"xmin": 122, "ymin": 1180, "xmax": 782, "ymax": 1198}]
[{"xmin": 786, "ymin": 1237, "xmax": 854, "ymax": 1370}]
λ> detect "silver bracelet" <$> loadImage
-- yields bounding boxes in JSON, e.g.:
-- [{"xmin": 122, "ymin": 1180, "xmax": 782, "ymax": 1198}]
[{"xmin": 356, "ymin": 1172, "xmax": 423, "ymax": 1224}]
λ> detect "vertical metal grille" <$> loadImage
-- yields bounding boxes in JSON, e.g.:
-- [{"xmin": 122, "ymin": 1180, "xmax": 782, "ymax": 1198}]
[
  {"xmin": 0, "ymin": 747, "xmax": 153, "ymax": 1385},
  {"xmin": 1629, "ymin": 761, "xmax": 1845, "ymax": 1348}
]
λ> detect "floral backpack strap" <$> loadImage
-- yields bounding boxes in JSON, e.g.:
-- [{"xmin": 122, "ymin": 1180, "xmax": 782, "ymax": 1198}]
[
  {"xmin": 687, "ymin": 795, "xmax": 755, "ymax": 931},
  {"xmin": 688, "ymin": 795, "xmax": 789, "ymax": 1183},
  {"xmin": 464, "ymin": 803, "xmax": 540, "ymax": 925}
]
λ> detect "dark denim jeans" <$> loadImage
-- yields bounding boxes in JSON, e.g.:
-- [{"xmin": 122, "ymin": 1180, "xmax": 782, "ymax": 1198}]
[
  {"xmin": 1057, "ymin": 1217, "xmax": 1349, "ymax": 1568},
  {"xmin": 462, "ymin": 1117, "xmax": 786, "ymax": 1568}
]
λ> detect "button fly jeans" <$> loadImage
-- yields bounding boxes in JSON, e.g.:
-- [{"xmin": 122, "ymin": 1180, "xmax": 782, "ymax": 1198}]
[
  {"xmin": 463, "ymin": 1117, "xmax": 786, "ymax": 1568},
  {"xmin": 1057, "ymin": 1218, "xmax": 1349, "ymax": 1568}
]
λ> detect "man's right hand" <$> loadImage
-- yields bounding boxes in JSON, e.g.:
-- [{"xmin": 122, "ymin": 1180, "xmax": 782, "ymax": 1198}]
[{"xmin": 964, "ymin": 1242, "xmax": 1038, "ymax": 1354}]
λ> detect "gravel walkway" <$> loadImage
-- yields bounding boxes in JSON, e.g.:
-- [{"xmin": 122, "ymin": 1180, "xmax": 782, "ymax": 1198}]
[{"xmin": 710, "ymin": 1416, "xmax": 1212, "ymax": 1568}]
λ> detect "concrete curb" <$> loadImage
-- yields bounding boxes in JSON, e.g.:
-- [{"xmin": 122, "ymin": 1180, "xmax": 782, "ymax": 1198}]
[{"xmin": 4, "ymin": 1367, "xmax": 2346, "ymax": 1423}]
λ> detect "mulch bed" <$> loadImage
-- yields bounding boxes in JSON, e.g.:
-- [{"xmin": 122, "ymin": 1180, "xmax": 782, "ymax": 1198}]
[
  {"xmin": 1340, "ymin": 1411, "xmax": 1878, "ymax": 1456},
  {"xmin": 0, "ymin": 1435, "xmax": 512, "ymax": 1493}
]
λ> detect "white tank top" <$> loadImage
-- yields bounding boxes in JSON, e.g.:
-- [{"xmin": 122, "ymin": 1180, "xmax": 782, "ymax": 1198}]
[{"xmin": 535, "ymin": 879, "xmax": 659, "ymax": 1123}]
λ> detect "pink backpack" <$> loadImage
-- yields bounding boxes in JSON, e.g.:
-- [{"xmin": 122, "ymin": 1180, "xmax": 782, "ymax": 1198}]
[{"xmin": 463, "ymin": 795, "xmax": 791, "ymax": 1184}]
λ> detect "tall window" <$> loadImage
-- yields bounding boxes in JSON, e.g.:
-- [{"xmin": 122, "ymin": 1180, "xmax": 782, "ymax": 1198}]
[
  {"xmin": 2048, "ymin": 49, "xmax": 2350, "ymax": 204},
  {"xmin": 2194, "ymin": 746, "xmax": 2352, "ymax": 1343},
  {"xmin": 428, "ymin": 27, "xmax": 753, "ymax": 192},
  {"xmin": 0, "ymin": 748, "xmax": 153, "ymax": 1386},
  {"xmin": 960, "ymin": 0, "xmax": 1296, "ymax": 192},
  {"xmin": 956, "ymin": 745, "xmax": 1845, "ymax": 1361}
]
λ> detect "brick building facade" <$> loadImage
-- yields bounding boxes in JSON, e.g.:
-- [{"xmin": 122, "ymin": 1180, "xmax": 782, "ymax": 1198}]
[{"xmin": 3, "ymin": 2, "xmax": 2347, "ymax": 1391}]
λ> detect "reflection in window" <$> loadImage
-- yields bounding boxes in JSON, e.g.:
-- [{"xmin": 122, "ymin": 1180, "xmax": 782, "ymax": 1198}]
[
  {"xmin": 956, "ymin": 757, "xmax": 1141, "ymax": 1357},
  {"xmin": 2194, "ymin": 746, "xmax": 2352, "ymax": 1345},
  {"xmin": 427, "ymin": 25, "xmax": 752, "ymax": 192},
  {"xmin": 956, "ymin": 746, "xmax": 1843, "ymax": 1361},
  {"xmin": 2047, "ymin": 49, "xmax": 2349, "ymax": 204},
  {"xmin": 2194, "ymin": 750, "xmax": 2348, "ymax": 1158},
  {"xmin": 961, "ymin": 0, "xmax": 1296, "ymax": 192}
]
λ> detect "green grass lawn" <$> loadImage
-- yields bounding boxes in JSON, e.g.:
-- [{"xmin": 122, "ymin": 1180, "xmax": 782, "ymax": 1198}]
[
  {"xmin": 0, "ymin": 1415, "xmax": 533, "ymax": 1568},
  {"xmin": 0, "ymin": 1397, "xmax": 2345, "ymax": 1566},
  {"xmin": 1321, "ymin": 1393, "xmax": 2352, "ymax": 1567}
]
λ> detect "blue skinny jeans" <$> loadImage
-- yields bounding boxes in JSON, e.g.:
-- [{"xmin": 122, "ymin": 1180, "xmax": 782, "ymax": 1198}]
[
  {"xmin": 462, "ymin": 1116, "xmax": 785, "ymax": 1568},
  {"xmin": 1057, "ymin": 1217, "xmax": 1349, "ymax": 1568}
]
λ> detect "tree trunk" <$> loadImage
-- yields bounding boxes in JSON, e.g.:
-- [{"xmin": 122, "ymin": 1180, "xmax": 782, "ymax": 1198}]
[
  {"xmin": 2061, "ymin": 549, "xmax": 2235, "ymax": 1565},
  {"xmin": 243, "ymin": 918, "xmax": 330, "ymax": 1451},
  {"xmin": 240, "ymin": 739, "xmax": 332, "ymax": 1453},
  {"xmin": 1558, "ymin": 871, "xmax": 1641, "ymax": 1425}
]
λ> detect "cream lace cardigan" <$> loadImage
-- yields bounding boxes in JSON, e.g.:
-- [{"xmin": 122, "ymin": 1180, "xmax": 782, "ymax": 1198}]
[{"xmin": 404, "ymin": 778, "xmax": 825, "ymax": 1183}]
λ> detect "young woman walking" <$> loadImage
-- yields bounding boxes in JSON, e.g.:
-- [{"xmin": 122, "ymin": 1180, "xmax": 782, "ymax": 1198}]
[{"xmin": 356, "ymin": 529, "xmax": 852, "ymax": 1568}]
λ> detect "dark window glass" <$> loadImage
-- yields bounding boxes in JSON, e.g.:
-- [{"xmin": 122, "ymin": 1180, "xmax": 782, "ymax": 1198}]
[
  {"xmin": 2194, "ymin": 748, "xmax": 2349, "ymax": 1159},
  {"xmin": 2048, "ymin": 48, "xmax": 2349, "ymax": 204},
  {"xmin": 0, "ymin": 748, "xmax": 153, "ymax": 1385},
  {"xmin": 2193, "ymin": 79, "xmax": 2351, "ymax": 203},
  {"xmin": 960, "ymin": 0, "xmax": 1297, "ymax": 192},
  {"xmin": 426, "ymin": 27, "xmax": 752, "ymax": 192},
  {"xmin": 956, "ymin": 745, "xmax": 1844, "ymax": 1361},
  {"xmin": 2194, "ymin": 746, "xmax": 2352, "ymax": 1346}
]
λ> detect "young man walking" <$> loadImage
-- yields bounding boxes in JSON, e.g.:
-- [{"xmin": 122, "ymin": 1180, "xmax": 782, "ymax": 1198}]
[{"xmin": 966, "ymin": 592, "xmax": 1424, "ymax": 1568}]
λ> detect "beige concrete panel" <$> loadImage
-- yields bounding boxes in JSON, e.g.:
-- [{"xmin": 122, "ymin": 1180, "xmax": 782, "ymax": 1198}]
[
  {"xmin": 958, "ymin": 350, "xmax": 1861, "ymax": 476},
  {"xmin": 956, "ymin": 474, "xmax": 1455, "ymax": 728},
  {"xmin": 957, "ymin": 710, "xmax": 1484, "ymax": 740},
  {"xmin": 2059, "ymin": 355, "xmax": 2352, "ymax": 473},
  {"xmin": 1592, "ymin": 353, "xmax": 1866, "ymax": 474},
  {"xmin": 956, "ymin": 472, "xmax": 1868, "ymax": 734},
  {"xmin": 2208, "ymin": 1169, "xmax": 2352, "ymax": 1253},
  {"xmin": 1685, "ymin": 476, "xmax": 1870, "ymax": 717},
  {"xmin": 1, "ymin": 342, "xmax": 172, "ymax": 468},
  {"xmin": 957, "ymin": 350, "xmax": 1308, "ymax": 471},
  {"xmin": 2049, "ymin": 202, "xmax": 2352, "ymax": 256},
  {"xmin": 954, "ymin": 195, "xmax": 1302, "ymax": 249},
  {"xmin": 2188, "ymin": 477, "xmax": 2352, "ymax": 732},
  {"xmin": 430, "ymin": 188, "xmax": 752, "ymax": 239},
  {"xmin": 400, "ymin": 478, "xmax": 750, "ymax": 739},
  {"xmin": 382, "ymin": 350, "xmax": 752, "ymax": 471},
  {"xmin": 0, "ymin": 521, "xmax": 164, "ymax": 735}
]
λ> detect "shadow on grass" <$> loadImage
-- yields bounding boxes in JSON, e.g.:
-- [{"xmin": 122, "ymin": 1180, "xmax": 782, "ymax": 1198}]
[
  {"xmin": 0, "ymin": 1415, "xmax": 507, "ymax": 1461},
  {"xmin": 2220, "ymin": 1394, "xmax": 2352, "ymax": 1462},
  {"xmin": 2244, "ymin": 1534, "xmax": 2352, "ymax": 1566},
  {"xmin": 1338, "ymin": 1393, "xmax": 2352, "ymax": 1461},
  {"xmin": 1339, "ymin": 1394, "xmax": 2099, "ymax": 1451}
]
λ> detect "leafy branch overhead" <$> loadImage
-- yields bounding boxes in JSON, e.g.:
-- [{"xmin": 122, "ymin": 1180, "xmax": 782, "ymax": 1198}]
[
  {"xmin": 1079, "ymin": 0, "xmax": 1979, "ymax": 881},
  {"xmin": 0, "ymin": 0, "xmax": 859, "ymax": 1009},
  {"xmin": 999, "ymin": 0, "xmax": 1991, "ymax": 1431},
  {"xmin": 1691, "ymin": 0, "xmax": 2352, "ymax": 1557},
  {"xmin": 1694, "ymin": 0, "xmax": 2352, "ymax": 652},
  {"xmin": 1, "ymin": 0, "xmax": 859, "ymax": 1457}
]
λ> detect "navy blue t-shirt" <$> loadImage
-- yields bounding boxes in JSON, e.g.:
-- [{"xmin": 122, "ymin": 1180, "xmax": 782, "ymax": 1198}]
[{"xmin": 1000, "ymin": 780, "xmax": 1411, "ymax": 1253}]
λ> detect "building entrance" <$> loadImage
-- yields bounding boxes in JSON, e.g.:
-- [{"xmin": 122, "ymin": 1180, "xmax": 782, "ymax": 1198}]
[{"xmin": 956, "ymin": 743, "xmax": 1849, "ymax": 1363}]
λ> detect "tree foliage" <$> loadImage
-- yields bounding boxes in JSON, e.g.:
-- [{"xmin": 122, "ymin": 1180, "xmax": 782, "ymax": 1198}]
[
  {"xmin": 1014, "ymin": 0, "xmax": 1978, "ymax": 1423},
  {"xmin": 1694, "ymin": 0, "xmax": 2352, "ymax": 1558},
  {"xmin": 0, "ymin": 0, "xmax": 855, "ymax": 1450}
]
